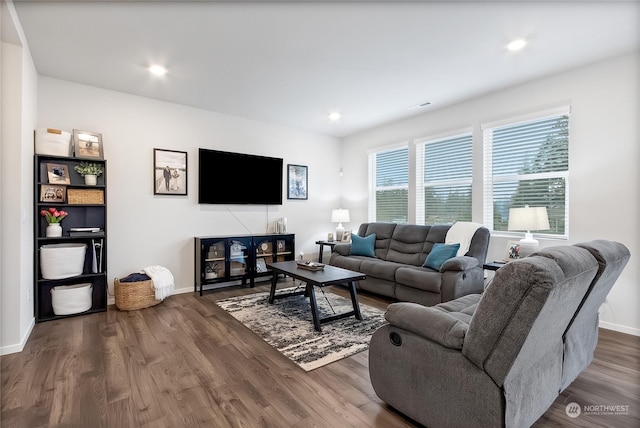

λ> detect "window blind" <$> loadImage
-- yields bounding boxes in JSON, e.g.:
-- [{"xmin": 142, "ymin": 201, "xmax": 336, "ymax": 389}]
[
  {"xmin": 483, "ymin": 110, "xmax": 569, "ymax": 237},
  {"xmin": 416, "ymin": 133, "xmax": 472, "ymax": 225},
  {"xmin": 368, "ymin": 146, "xmax": 409, "ymax": 223}
]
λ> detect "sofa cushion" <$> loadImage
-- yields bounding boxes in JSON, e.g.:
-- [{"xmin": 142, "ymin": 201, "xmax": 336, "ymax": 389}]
[
  {"xmin": 424, "ymin": 243, "xmax": 460, "ymax": 270},
  {"xmin": 395, "ymin": 266, "xmax": 442, "ymax": 293},
  {"xmin": 349, "ymin": 233, "xmax": 376, "ymax": 257},
  {"xmin": 329, "ymin": 253, "xmax": 366, "ymax": 272},
  {"xmin": 360, "ymin": 259, "xmax": 406, "ymax": 282}
]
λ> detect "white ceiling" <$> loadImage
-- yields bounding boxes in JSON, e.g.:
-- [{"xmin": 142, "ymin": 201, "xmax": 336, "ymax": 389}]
[{"xmin": 13, "ymin": 1, "xmax": 640, "ymax": 138}]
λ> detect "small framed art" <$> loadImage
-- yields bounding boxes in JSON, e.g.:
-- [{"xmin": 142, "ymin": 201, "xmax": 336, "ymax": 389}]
[
  {"xmin": 505, "ymin": 240, "xmax": 521, "ymax": 262},
  {"xmin": 40, "ymin": 184, "xmax": 66, "ymax": 203},
  {"xmin": 154, "ymin": 148, "xmax": 188, "ymax": 195},
  {"xmin": 287, "ymin": 164, "xmax": 308, "ymax": 200},
  {"xmin": 341, "ymin": 230, "xmax": 352, "ymax": 242},
  {"xmin": 73, "ymin": 130, "xmax": 104, "ymax": 160},
  {"xmin": 46, "ymin": 163, "xmax": 71, "ymax": 185}
]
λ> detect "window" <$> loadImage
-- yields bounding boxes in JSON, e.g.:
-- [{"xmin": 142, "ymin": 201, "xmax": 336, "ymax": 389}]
[
  {"xmin": 416, "ymin": 133, "xmax": 473, "ymax": 225},
  {"xmin": 368, "ymin": 145, "xmax": 409, "ymax": 223},
  {"xmin": 483, "ymin": 108, "xmax": 569, "ymax": 237}
]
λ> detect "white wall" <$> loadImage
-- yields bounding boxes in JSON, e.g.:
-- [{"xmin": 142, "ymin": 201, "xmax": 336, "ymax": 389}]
[
  {"xmin": 1, "ymin": 0, "xmax": 38, "ymax": 354},
  {"xmin": 36, "ymin": 78, "xmax": 342, "ymax": 301},
  {"xmin": 342, "ymin": 52, "xmax": 639, "ymax": 335}
]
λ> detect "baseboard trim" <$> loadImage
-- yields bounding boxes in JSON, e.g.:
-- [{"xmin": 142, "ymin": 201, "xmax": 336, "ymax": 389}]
[
  {"xmin": 599, "ymin": 320, "xmax": 640, "ymax": 337},
  {"xmin": 0, "ymin": 317, "xmax": 35, "ymax": 356}
]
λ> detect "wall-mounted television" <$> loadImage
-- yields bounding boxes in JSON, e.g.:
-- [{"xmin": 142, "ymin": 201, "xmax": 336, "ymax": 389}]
[{"xmin": 198, "ymin": 148, "xmax": 283, "ymax": 205}]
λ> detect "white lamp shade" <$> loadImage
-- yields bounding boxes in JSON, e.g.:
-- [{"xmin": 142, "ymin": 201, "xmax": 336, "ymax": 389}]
[
  {"xmin": 507, "ymin": 206, "xmax": 550, "ymax": 231},
  {"xmin": 331, "ymin": 209, "xmax": 350, "ymax": 223}
]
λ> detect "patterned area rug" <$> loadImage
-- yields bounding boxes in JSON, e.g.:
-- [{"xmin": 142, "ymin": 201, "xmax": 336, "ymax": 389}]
[{"xmin": 216, "ymin": 287, "xmax": 387, "ymax": 371}]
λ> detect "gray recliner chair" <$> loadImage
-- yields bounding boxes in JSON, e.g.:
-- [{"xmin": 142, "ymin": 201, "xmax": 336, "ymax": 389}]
[{"xmin": 368, "ymin": 240, "xmax": 629, "ymax": 428}]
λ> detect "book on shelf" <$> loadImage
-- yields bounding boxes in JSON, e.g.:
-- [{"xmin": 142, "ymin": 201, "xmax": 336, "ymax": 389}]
[{"xmin": 69, "ymin": 227, "xmax": 103, "ymax": 237}]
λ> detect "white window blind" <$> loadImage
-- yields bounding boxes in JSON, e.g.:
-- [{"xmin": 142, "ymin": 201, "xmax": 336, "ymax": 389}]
[
  {"xmin": 416, "ymin": 133, "xmax": 472, "ymax": 225},
  {"xmin": 368, "ymin": 145, "xmax": 409, "ymax": 223},
  {"xmin": 483, "ymin": 108, "xmax": 569, "ymax": 237}
]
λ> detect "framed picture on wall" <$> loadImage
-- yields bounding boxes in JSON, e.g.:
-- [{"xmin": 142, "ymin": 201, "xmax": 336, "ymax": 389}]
[
  {"xmin": 154, "ymin": 148, "xmax": 188, "ymax": 195},
  {"xmin": 73, "ymin": 130, "xmax": 104, "ymax": 160},
  {"xmin": 287, "ymin": 164, "xmax": 308, "ymax": 200}
]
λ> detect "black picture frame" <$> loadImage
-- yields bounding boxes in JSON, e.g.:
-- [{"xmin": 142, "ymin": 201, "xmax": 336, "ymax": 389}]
[
  {"xmin": 154, "ymin": 148, "xmax": 188, "ymax": 195},
  {"xmin": 287, "ymin": 164, "xmax": 308, "ymax": 200}
]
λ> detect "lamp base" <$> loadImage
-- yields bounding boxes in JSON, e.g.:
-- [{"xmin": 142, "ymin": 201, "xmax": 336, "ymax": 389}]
[
  {"xmin": 518, "ymin": 233, "xmax": 539, "ymax": 257},
  {"xmin": 336, "ymin": 223, "xmax": 344, "ymax": 242}
]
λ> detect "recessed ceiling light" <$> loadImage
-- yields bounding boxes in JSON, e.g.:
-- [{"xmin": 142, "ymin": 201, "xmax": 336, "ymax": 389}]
[
  {"xmin": 506, "ymin": 39, "xmax": 527, "ymax": 52},
  {"xmin": 149, "ymin": 65, "xmax": 168, "ymax": 76},
  {"xmin": 328, "ymin": 112, "xmax": 341, "ymax": 121}
]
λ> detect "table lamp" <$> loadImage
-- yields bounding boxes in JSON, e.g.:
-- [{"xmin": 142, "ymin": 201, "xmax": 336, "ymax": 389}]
[
  {"xmin": 331, "ymin": 208, "xmax": 350, "ymax": 241},
  {"xmin": 507, "ymin": 205, "xmax": 550, "ymax": 256}
]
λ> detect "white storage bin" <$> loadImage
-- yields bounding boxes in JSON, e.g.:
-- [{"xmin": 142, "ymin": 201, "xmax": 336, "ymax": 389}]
[
  {"xmin": 51, "ymin": 283, "xmax": 93, "ymax": 315},
  {"xmin": 35, "ymin": 128, "xmax": 72, "ymax": 156},
  {"xmin": 40, "ymin": 243, "xmax": 87, "ymax": 279}
]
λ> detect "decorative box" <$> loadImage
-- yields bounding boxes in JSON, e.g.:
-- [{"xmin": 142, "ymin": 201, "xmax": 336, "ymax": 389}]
[
  {"xmin": 51, "ymin": 283, "xmax": 92, "ymax": 315},
  {"xmin": 34, "ymin": 128, "xmax": 72, "ymax": 157},
  {"xmin": 67, "ymin": 189, "xmax": 104, "ymax": 204},
  {"xmin": 40, "ymin": 243, "xmax": 87, "ymax": 279}
]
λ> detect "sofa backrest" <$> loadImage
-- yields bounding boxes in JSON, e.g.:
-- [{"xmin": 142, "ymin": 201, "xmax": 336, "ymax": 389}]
[
  {"xmin": 358, "ymin": 222, "xmax": 397, "ymax": 260},
  {"xmin": 559, "ymin": 240, "xmax": 630, "ymax": 390},
  {"xmin": 462, "ymin": 245, "xmax": 599, "ymax": 427},
  {"xmin": 463, "ymin": 245, "xmax": 598, "ymax": 384},
  {"xmin": 357, "ymin": 222, "xmax": 489, "ymax": 267}
]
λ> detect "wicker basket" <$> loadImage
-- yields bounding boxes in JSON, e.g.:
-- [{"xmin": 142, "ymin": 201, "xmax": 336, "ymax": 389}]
[
  {"xmin": 68, "ymin": 189, "xmax": 104, "ymax": 204},
  {"xmin": 114, "ymin": 277, "xmax": 161, "ymax": 311}
]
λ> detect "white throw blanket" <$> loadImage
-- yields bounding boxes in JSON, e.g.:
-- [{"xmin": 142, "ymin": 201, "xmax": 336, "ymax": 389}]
[
  {"xmin": 445, "ymin": 221, "xmax": 484, "ymax": 257},
  {"xmin": 141, "ymin": 265, "xmax": 175, "ymax": 301}
]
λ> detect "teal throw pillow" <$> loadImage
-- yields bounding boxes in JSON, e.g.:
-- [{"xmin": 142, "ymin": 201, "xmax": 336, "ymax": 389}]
[
  {"xmin": 349, "ymin": 233, "xmax": 376, "ymax": 257},
  {"xmin": 423, "ymin": 243, "xmax": 461, "ymax": 270}
]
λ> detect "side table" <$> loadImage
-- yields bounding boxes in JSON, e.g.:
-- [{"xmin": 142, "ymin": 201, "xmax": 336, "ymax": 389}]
[
  {"xmin": 483, "ymin": 261, "xmax": 506, "ymax": 271},
  {"xmin": 316, "ymin": 240, "xmax": 338, "ymax": 263}
]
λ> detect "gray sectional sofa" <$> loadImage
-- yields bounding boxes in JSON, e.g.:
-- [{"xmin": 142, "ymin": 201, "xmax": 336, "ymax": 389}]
[
  {"xmin": 368, "ymin": 239, "xmax": 630, "ymax": 428},
  {"xmin": 329, "ymin": 222, "xmax": 490, "ymax": 306}
]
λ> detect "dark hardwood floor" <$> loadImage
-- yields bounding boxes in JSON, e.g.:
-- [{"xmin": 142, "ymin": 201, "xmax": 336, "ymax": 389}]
[{"xmin": 2, "ymin": 280, "xmax": 638, "ymax": 427}]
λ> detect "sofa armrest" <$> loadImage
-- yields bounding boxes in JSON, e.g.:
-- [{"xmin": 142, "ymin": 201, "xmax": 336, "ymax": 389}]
[
  {"xmin": 385, "ymin": 302, "xmax": 467, "ymax": 349},
  {"xmin": 440, "ymin": 256, "xmax": 479, "ymax": 272},
  {"xmin": 333, "ymin": 243, "xmax": 350, "ymax": 256}
]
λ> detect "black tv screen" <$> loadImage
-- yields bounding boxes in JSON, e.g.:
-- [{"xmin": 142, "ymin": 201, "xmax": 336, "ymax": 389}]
[{"xmin": 198, "ymin": 148, "xmax": 283, "ymax": 205}]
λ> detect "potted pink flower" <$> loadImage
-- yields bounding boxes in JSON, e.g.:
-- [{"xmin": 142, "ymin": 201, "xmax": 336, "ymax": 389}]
[{"xmin": 41, "ymin": 207, "xmax": 68, "ymax": 237}]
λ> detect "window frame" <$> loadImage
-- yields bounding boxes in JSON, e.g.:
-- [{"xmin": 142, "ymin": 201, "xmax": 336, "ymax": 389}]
[
  {"xmin": 482, "ymin": 106, "xmax": 570, "ymax": 240},
  {"xmin": 367, "ymin": 142, "xmax": 410, "ymax": 223},
  {"xmin": 415, "ymin": 129, "xmax": 473, "ymax": 225}
]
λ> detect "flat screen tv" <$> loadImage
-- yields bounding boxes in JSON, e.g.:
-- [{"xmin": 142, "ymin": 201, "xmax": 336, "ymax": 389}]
[{"xmin": 198, "ymin": 148, "xmax": 283, "ymax": 205}]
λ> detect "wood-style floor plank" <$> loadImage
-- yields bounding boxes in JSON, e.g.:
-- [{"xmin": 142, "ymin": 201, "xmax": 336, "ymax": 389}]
[{"xmin": 2, "ymin": 281, "xmax": 638, "ymax": 427}]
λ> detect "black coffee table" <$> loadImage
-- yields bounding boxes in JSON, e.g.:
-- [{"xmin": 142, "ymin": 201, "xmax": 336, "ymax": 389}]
[{"xmin": 267, "ymin": 260, "xmax": 366, "ymax": 332}]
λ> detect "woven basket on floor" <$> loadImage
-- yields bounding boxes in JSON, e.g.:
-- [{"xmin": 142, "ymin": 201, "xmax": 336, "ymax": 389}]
[{"xmin": 114, "ymin": 277, "xmax": 161, "ymax": 311}]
